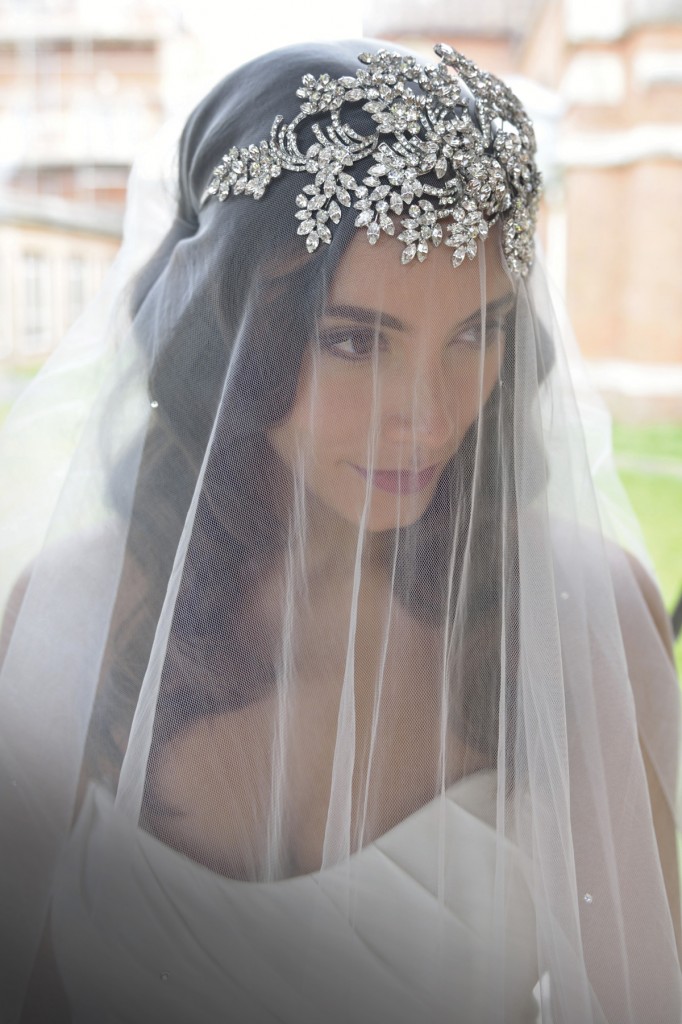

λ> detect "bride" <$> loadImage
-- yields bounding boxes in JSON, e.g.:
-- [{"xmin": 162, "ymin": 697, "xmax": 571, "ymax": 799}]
[{"xmin": 1, "ymin": 39, "xmax": 680, "ymax": 1024}]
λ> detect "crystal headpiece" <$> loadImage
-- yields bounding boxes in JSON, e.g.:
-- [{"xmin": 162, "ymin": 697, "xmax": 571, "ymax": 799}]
[{"xmin": 201, "ymin": 44, "xmax": 542, "ymax": 274}]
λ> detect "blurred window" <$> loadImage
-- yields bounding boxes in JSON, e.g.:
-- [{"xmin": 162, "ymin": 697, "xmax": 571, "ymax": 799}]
[
  {"xmin": 22, "ymin": 251, "xmax": 50, "ymax": 355},
  {"xmin": 67, "ymin": 255, "xmax": 86, "ymax": 324}
]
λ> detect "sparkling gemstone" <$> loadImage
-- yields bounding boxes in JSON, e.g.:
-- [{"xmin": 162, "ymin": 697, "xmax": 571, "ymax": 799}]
[
  {"xmin": 367, "ymin": 221, "xmax": 381, "ymax": 244},
  {"xmin": 203, "ymin": 41, "xmax": 539, "ymax": 276},
  {"xmin": 401, "ymin": 244, "xmax": 417, "ymax": 264},
  {"xmin": 583, "ymin": 893, "xmax": 593, "ymax": 905}
]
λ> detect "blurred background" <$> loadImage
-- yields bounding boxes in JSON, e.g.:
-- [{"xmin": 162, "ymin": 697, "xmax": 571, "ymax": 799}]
[{"xmin": 0, "ymin": 0, "xmax": 680, "ymax": 663}]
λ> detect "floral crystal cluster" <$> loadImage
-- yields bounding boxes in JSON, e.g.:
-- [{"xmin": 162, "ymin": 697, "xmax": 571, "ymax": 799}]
[{"xmin": 202, "ymin": 44, "xmax": 542, "ymax": 275}]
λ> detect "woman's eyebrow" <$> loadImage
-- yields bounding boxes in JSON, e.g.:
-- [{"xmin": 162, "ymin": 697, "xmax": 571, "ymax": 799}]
[
  {"xmin": 323, "ymin": 292, "xmax": 516, "ymax": 333},
  {"xmin": 456, "ymin": 292, "xmax": 517, "ymax": 329},
  {"xmin": 323, "ymin": 304, "xmax": 406, "ymax": 331}
]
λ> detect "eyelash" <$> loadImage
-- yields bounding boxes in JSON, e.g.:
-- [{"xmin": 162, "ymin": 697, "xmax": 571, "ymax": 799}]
[{"xmin": 319, "ymin": 313, "xmax": 512, "ymax": 362}]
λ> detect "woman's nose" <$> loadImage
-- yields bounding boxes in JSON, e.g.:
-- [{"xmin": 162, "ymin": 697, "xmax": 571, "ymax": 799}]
[{"xmin": 382, "ymin": 370, "xmax": 456, "ymax": 450}]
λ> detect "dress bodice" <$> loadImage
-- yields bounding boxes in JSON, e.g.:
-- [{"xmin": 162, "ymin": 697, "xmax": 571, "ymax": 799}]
[{"xmin": 52, "ymin": 769, "xmax": 539, "ymax": 1023}]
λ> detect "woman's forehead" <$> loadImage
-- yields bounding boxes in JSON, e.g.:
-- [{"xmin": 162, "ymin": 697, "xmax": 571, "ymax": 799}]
[{"xmin": 328, "ymin": 224, "xmax": 513, "ymax": 328}]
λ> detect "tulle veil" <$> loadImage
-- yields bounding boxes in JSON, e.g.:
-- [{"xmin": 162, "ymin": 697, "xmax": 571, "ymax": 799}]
[{"xmin": 0, "ymin": 38, "xmax": 680, "ymax": 1024}]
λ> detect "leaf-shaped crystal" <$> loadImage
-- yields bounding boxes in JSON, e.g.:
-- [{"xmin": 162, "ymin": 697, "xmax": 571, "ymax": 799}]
[
  {"xmin": 401, "ymin": 244, "xmax": 417, "ymax": 264},
  {"xmin": 297, "ymin": 219, "xmax": 315, "ymax": 235},
  {"xmin": 367, "ymin": 222, "xmax": 381, "ymax": 244},
  {"xmin": 318, "ymin": 224, "xmax": 332, "ymax": 244},
  {"xmin": 203, "ymin": 43, "xmax": 540, "ymax": 275},
  {"xmin": 355, "ymin": 210, "xmax": 374, "ymax": 227}
]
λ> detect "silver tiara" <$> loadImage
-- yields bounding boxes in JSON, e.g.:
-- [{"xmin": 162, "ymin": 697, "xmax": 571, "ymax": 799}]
[{"xmin": 201, "ymin": 44, "xmax": 541, "ymax": 275}]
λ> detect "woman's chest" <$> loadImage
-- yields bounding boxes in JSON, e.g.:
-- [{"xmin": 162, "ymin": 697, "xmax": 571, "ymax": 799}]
[{"xmin": 145, "ymin": 622, "xmax": 485, "ymax": 879}]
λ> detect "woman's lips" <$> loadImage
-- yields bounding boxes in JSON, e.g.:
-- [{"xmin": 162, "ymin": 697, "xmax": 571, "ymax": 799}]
[{"xmin": 353, "ymin": 464, "xmax": 440, "ymax": 494}]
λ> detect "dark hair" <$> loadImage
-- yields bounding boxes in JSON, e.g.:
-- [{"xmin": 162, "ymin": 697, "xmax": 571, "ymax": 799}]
[{"xmin": 90, "ymin": 42, "xmax": 553, "ymax": 797}]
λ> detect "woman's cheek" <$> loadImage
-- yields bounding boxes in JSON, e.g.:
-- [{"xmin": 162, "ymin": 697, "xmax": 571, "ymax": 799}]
[{"xmin": 303, "ymin": 381, "xmax": 373, "ymax": 446}]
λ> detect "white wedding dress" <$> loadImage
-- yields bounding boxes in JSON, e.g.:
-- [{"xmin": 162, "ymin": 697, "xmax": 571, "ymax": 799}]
[{"xmin": 51, "ymin": 770, "xmax": 540, "ymax": 1023}]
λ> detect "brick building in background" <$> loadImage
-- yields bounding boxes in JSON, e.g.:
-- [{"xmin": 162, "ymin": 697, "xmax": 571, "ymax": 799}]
[
  {"xmin": 0, "ymin": 0, "xmax": 188, "ymax": 362},
  {"xmin": 367, "ymin": 0, "xmax": 682, "ymax": 419},
  {"xmin": 522, "ymin": 0, "xmax": 682, "ymax": 418}
]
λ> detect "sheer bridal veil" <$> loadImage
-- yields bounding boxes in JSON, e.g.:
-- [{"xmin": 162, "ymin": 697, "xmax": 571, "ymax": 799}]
[{"xmin": 0, "ymin": 39, "xmax": 680, "ymax": 1024}]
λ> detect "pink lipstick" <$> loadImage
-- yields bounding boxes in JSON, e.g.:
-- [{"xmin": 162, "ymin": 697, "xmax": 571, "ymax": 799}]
[{"xmin": 354, "ymin": 465, "xmax": 440, "ymax": 494}]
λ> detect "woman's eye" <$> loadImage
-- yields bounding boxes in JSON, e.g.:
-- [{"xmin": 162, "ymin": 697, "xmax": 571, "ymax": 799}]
[
  {"xmin": 319, "ymin": 331, "xmax": 380, "ymax": 361},
  {"xmin": 454, "ymin": 315, "xmax": 509, "ymax": 349}
]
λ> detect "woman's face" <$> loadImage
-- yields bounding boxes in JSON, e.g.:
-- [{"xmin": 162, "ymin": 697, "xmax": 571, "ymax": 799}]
[{"xmin": 268, "ymin": 226, "xmax": 513, "ymax": 535}]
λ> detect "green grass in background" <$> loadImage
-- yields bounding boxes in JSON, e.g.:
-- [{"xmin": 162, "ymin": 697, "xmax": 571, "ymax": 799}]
[
  {"xmin": 612, "ymin": 421, "xmax": 682, "ymax": 462},
  {"xmin": 612, "ymin": 422, "xmax": 682, "ymax": 678}
]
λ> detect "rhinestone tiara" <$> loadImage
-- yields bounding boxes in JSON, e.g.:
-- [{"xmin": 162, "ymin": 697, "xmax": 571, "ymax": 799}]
[{"xmin": 201, "ymin": 44, "xmax": 542, "ymax": 274}]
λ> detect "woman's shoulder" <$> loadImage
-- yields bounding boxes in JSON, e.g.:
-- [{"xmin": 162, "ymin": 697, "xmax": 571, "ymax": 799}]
[
  {"xmin": 1, "ymin": 526, "xmax": 146, "ymax": 664},
  {"xmin": 549, "ymin": 519, "xmax": 674, "ymax": 659}
]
